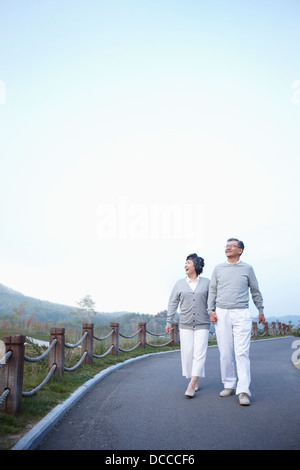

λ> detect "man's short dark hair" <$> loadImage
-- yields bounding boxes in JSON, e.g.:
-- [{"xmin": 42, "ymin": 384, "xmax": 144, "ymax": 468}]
[
  {"xmin": 186, "ymin": 253, "xmax": 205, "ymax": 275},
  {"xmin": 227, "ymin": 238, "xmax": 244, "ymax": 254}
]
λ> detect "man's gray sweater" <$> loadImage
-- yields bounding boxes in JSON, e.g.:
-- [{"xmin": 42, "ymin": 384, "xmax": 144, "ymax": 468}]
[
  {"xmin": 207, "ymin": 261, "xmax": 264, "ymax": 315},
  {"xmin": 167, "ymin": 277, "xmax": 210, "ymax": 330}
]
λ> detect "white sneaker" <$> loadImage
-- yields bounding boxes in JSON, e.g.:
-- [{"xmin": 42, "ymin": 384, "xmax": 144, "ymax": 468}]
[
  {"xmin": 219, "ymin": 388, "xmax": 235, "ymax": 397},
  {"xmin": 238, "ymin": 393, "xmax": 250, "ymax": 406}
]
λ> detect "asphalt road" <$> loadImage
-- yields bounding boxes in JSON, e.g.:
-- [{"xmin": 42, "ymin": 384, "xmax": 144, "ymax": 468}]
[{"xmin": 37, "ymin": 337, "xmax": 300, "ymax": 450}]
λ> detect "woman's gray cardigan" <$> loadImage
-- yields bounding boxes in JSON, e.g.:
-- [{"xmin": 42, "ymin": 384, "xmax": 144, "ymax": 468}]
[{"xmin": 167, "ymin": 277, "xmax": 210, "ymax": 330}]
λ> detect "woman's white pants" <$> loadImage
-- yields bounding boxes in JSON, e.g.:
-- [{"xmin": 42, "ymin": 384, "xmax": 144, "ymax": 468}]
[
  {"xmin": 179, "ymin": 328, "xmax": 209, "ymax": 378},
  {"xmin": 215, "ymin": 307, "xmax": 252, "ymax": 395}
]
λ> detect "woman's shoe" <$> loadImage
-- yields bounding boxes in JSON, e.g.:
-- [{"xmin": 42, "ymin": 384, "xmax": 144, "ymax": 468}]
[{"xmin": 185, "ymin": 388, "xmax": 195, "ymax": 398}]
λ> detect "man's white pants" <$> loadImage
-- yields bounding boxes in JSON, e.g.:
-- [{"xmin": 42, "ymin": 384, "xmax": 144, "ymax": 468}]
[
  {"xmin": 215, "ymin": 307, "xmax": 252, "ymax": 395},
  {"xmin": 180, "ymin": 328, "xmax": 209, "ymax": 378}
]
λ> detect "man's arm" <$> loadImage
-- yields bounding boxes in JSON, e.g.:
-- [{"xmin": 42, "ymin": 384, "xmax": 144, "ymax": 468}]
[{"xmin": 249, "ymin": 266, "xmax": 265, "ymax": 324}]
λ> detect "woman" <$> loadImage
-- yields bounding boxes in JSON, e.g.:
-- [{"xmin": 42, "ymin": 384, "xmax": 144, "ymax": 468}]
[{"xmin": 166, "ymin": 253, "xmax": 210, "ymax": 398}]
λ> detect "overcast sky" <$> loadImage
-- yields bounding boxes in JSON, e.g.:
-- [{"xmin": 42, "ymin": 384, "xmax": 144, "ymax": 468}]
[{"xmin": 0, "ymin": 0, "xmax": 299, "ymax": 318}]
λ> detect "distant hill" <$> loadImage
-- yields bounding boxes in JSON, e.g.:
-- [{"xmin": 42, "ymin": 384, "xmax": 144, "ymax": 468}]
[
  {"xmin": 0, "ymin": 283, "xmax": 130, "ymax": 325},
  {"xmin": 1, "ymin": 282, "xmax": 298, "ymax": 332},
  {"xmin": 0, "ymin": 283, "xmax": 172, "ymax": 334}
]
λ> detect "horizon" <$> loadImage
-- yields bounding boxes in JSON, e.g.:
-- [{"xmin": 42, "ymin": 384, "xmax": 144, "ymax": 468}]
[{"xmin": 1, "ymin": 281, "xmax": 300, "ymax": 323}]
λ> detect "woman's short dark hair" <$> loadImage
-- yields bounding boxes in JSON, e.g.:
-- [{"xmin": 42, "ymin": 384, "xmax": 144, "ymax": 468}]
[
  {"xmin": 186, "ymin": 253, "xmax": 205, "ymax": 275},
  {"xmin": 227, "ymin": 238, "xmax": 244, "ymax": 254}
]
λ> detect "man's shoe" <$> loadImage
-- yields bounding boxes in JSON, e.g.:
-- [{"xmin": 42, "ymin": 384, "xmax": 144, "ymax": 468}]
[
  {"xmin": 219, "ymin": 388, "xmax": 235, "ymax": 397},
  {"xmin": 238, "ymin": 393, "xmax": 250, "ymax": 406}
]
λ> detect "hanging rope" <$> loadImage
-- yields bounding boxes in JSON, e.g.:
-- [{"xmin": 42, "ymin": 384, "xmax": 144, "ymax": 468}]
[
  {"xmin": 22, "ymin": 364, "xmax": 57, "ymax": 397},
  {"xmin": 0, "ymin": 350, "xmax": 12, "ymax": 369},
  {"xmin": 65, "ymin": 331, "xmax": 88, "ymax": 349},
  {"xmin": 0, "ymin": 388, "xmax": 10, "ymax": 406},
  {"xmin": 64, "ymin": 351, "xmax": 88, "ymax": 371},
  {"xmin": 24, "ymin": 339, "xmax": 57, "ymax": 363}
]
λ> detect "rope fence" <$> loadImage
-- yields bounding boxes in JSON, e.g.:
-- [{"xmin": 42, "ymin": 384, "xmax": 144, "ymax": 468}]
[{"xmin": 0, "ymin": 321, "xmax": 179, "ymax": 415}]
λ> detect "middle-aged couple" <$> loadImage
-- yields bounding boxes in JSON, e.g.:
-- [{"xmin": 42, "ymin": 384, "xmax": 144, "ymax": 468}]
[{"xmin": 165, "ymin": 238, "xmax": 265, "ymax": 406}]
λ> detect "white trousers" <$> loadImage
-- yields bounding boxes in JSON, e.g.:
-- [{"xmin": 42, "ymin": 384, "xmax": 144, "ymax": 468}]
[
  {"xmin": 180, "ymin": 328, "xmax": 209, "ymax": 379},
  {"xmin": 215, "ymin": 307, "xmax": 252, "ymax": 395}
]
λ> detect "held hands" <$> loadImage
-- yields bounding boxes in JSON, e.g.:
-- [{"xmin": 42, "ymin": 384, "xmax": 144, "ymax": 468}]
[{"xmin": 209, "ymin": 312, "xmax": 217, "ymax": 324}]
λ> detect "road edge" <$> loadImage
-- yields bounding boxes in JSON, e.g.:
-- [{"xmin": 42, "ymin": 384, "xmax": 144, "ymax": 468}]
[{"xmin": 11, "ymin": 349, "xmax": 181, "ymax": 450}]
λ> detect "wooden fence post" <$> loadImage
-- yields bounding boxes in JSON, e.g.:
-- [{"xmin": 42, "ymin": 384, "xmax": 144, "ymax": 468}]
[
  {"xmin": 49, "ymin": 327, "xmax": 65, "ymax": 377},
  {"xmin": 138, "ymin": 322, "xmax": 146, "ymax": 348},
  {"xmin": 263, "ymin": 322, "xmax": 269, "ymax": 337},
  {"xmin": 271, "ymin": 322, "xmax": 276, "ymax": 336},
  {"xmin": 252, "ymin": 322, "xmax": 257, "ymax": 337},
  {"xmin": 110, "ymin": 322, "xmax": 119, "ymax": 356},
  {"xmin": 82, "ymin": 323, "xmax": 94, "ymax": 364},
  {"xmin": 278, "ymin": 322, "xmax": 282, "ymax": 335},
  {"xmin": 171, "ymin": 322, "xmax": 179, "ymax": 346},
  {"xmin": 0, "ymin": 335, "xmax": 25, "ymax": 415}
]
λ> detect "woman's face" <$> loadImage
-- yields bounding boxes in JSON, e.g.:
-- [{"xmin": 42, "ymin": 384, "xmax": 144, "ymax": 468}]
[{"xmin": 184, "ymin": 259, "xmax": 196, "ymax": 277}]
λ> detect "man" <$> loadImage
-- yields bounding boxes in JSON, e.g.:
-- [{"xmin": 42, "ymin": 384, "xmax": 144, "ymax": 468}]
[{"xmin": 208, "ymin": 238, "xmax": 265, "ymax": 406}]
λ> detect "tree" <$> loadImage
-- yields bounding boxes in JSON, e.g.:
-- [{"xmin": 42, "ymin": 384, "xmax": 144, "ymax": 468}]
[
  {"xmin": 72, "ymin": 295, "xmax": 96, "ymax": 323},
  {"xmin": 12, "ymin": 302, "xmax": 27, "ymax": 331}
]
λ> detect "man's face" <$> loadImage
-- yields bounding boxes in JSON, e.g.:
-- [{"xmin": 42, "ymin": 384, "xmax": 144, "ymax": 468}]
[{"xmin": 225, "ymin": 241, "xmax": 243, "ymax": 258}]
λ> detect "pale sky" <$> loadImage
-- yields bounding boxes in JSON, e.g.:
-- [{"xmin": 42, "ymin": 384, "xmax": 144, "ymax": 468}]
[{"xmin": 0, "ymin": 0, "xmax": 299, "ymax": 318}]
